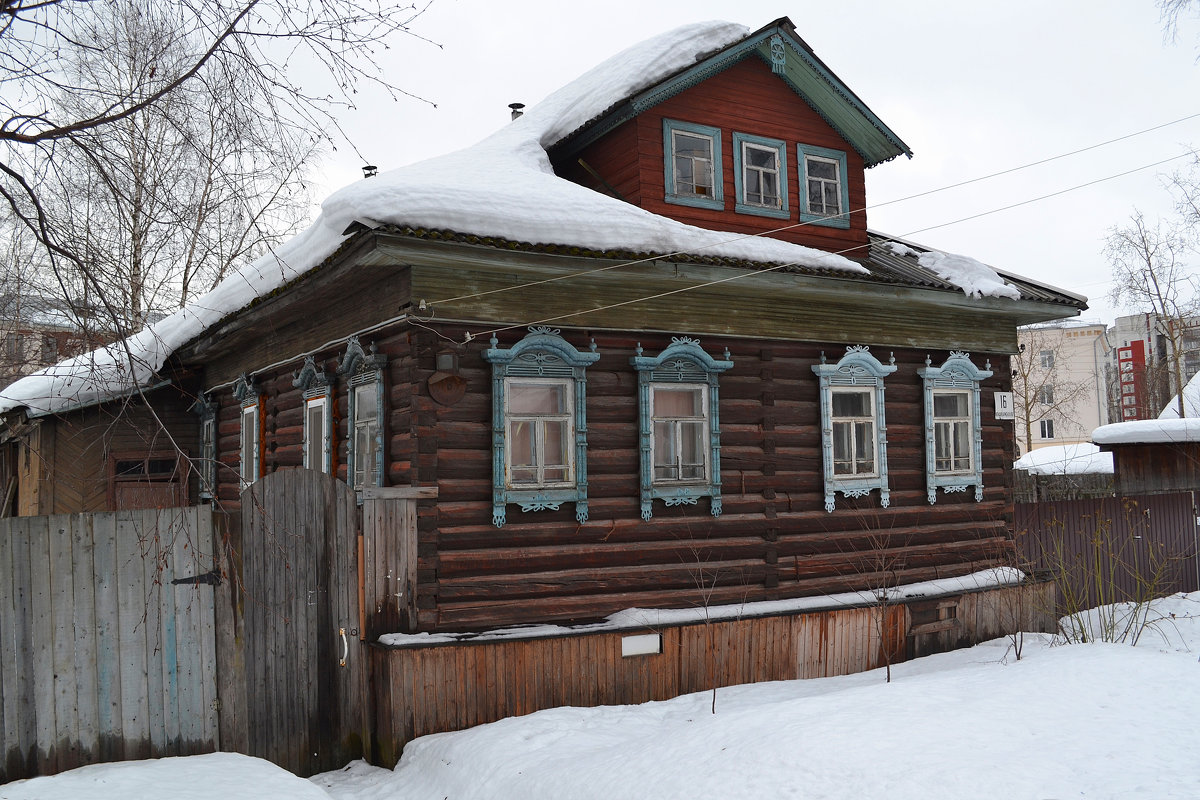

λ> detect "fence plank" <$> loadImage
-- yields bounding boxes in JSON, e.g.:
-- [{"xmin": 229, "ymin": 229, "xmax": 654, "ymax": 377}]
[
  {"xmin": 91, "ymin": 512, "xmax": 122, "ymax": 763},
  {"xmin": 116, "ymin": 513, "xmax": 151, "ymax": 760},
  {"xmin": 49, "ymin": 516, "xmax": 80, "ymax": 771},
  {"xmin": 0, "ymin": 516, "xmax": 20, "ymax": 780},
  {"xmin": 70, "ymin": 515, "xmax": 99, "ymax": 769},
  {"xmin": 27, "ymin": 517, "xmax": 56, "ymax": 774}
]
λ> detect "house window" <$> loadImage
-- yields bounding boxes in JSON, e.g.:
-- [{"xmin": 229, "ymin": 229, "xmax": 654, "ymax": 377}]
[
  {"xmin": 232, "ymin": 374, "xmax": 260, "ymax": 487},
  {"xmin": 733, "ymin": 132, "xmax": 788, "ymax": 218},
  {"xmin": 1122, "ymin": 395, "xmax": 1136, "ymax": 406},
  {"xmin": 652, "ymin": 385, "xmax": 708, "ymax": 482},
  {"xmin": 919, "ymin": 353, "xmax": 991, "ymax": 504},
  {"xmin": 192, "ymin": 393, "xmax": 218, "ymax": 500},
  {"xmin": 483, "ymin": 327, "xmax": 600, "ymax": 528},
  {"xmin": 1038, "ymin": 385, "xmax": 1054, "ymax": 405},
  {"xmin": 1040, "ymin": 419, "xmax": 1055, "ymax": 439},
  {"xmin": 813, "ymin": 346, "xmax": 897, "ymax": 512},
  {"xmin": 831, "ymin": 389, "xmax": 877, "ymax": 476},
  {"xmin": 633, "ymin": 338, "xmax": 732, "ymax": 520},
  {"xmin": 339, "ymin": 337, "xmax": 387, "ymax": 492},
  {"xmin": 798, "ymin": 144, "xmax": 850, "ymax": 228},
  {"xmin": 1040, "ymin": 350, "xmax": 1054, "ymax": 369},
  {"xmin": 505, "ymin": 379, "xmax": 573, "ymax": 486},
  {"xmin": 663, "ymin": 119, "xmax": 723, "ymax": 211},
  {"xmin": 1124, "ymin": 408, "xmax": 1137, "ymax": 418},
  {"xmin": 294, "ymin": 356, "xmax": 332, "ymax": 473}
]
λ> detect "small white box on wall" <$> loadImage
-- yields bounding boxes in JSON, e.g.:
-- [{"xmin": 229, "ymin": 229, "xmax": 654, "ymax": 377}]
[{"xmin": 621, "ymin": 633, "xmax": 662, "ymax": 657}]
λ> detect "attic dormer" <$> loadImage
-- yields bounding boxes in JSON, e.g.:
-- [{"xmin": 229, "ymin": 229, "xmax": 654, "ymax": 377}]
[{"xmin": 549, "ymin": 18, "xmax": 911, "ymax": 259}]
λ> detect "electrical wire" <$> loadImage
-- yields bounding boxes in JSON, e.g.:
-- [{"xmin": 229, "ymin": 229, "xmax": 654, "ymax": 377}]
[
  {"xmin": 425, "ymin": 111, "xmax": 1200, "ymax": 310},
  {"xmin": 473, "ymin": 149, "xmax": 1197, "ymax": 343}
]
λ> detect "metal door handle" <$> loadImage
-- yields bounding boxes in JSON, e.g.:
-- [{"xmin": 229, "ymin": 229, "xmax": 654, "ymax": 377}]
[{"xmin": 339, "ymin": 627, "xmax": 348, "ymax": 667}]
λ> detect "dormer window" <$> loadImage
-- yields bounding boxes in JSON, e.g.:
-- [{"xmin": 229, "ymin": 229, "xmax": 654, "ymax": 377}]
[
  {"xmin": 663, "ymin": 119, "xmax": 723, "ymax": 210},
  {"xmin": 733, "ymin": 132, "xmax": 788, "ymax": 219},
  {"xmin": 798, "ymin": 144, "xmax": 850, "ymax": 228}
]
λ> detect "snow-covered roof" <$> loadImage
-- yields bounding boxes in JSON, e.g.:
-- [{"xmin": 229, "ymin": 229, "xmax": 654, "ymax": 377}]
[
  {"xmin": 0, "ymin": 20, "xmax": 1041, "ymax": 416},
  {"xmin": 1158, "ymin": 369, "xmax": 1200, "ymax": 420},
  {"xmin": 1013, "ymin": 443, "xmax": 1113, "ymax": 475},
  {"xmin": 1092, "ymin": 418, "xmax": 1200, "ymax": 446}
]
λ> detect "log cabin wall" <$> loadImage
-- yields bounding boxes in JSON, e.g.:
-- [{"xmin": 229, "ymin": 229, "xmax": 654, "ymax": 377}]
[
  {"xmin": 204, "ymin": 312, "xmax": 1016, "ymax": 633},
  {"xmin": 412, "ymin": 322, "xmax": 1015, "ymax": 632},
  {"xmin": 559, "ymin": 56, "xmax": 870, "ymax": 256}
]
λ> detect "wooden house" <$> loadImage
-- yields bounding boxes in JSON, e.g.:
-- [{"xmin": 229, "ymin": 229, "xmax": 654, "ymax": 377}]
[{"xmin": 0, "ymin": 18, "xmax": 1084, "ymax": 774}]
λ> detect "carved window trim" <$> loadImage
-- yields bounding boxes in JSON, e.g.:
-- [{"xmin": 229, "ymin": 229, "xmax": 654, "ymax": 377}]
[
  {"xmin": 632, "ymin": 337, "xmax": 732, "ymax": 521},
  {"xmin": 483, "ymin": 327, "xmax": 599, "ymax": 528},
  {"xmin": 294, "ymin": 356, "xmax": 333, "ymax": 474},
  {"xmin": 797, "ymin": 143, "xmax": 850, "ymax": 229},
  {"xmin": 338, "ymin": 337, "xmax": 387, "ymax": 492},
  {"xmin": 663, "ymin": 118, "xmax": 724, "ymax": 211},
  {"xmin": 232, "ymin": 373, "xmax": 261, "ymax": 488},
  {"xmin": 733, "ymin": 131, "xmax": 788, "ymax": 219},
  {"xmin": 813, "ymin": 346, "xmax": 896, "ymax": 512},
  {"xmin": 919, "ymin": 352, "xmax": 992, "ymax": 504}
]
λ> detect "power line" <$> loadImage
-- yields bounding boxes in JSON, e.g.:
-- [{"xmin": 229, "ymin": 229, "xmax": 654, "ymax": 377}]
[
  {"xmin": 473, "ymin": 149, "xmax": 1196, "ymax": 343},
  {"xmin": 427, "ymin": 111, "xmax": 1200, "ymax": 309}
]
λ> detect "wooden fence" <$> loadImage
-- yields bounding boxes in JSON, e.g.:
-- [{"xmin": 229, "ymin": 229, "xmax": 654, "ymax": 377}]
[
  {"xmin": 1014, "ymin": 492, "xmax": 1200, "ymax": 612},
  {"xmin": 0, "ymin": 507, "xmax": 220, "ymax": 784}
]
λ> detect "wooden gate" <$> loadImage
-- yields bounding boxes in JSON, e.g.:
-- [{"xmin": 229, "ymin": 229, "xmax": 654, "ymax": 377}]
[
  {"xmin": 241, "ymin": 469, "xmax": 366, "ymax": 776},
  {"xmin": 0, "ymin": 507, "xmax": 220, "ymax": 783}
]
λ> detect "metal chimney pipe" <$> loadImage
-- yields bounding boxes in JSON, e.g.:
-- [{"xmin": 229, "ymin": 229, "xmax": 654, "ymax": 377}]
[{"xmin": 509, "ymin": 102, "xmax": 525, "ymax": 120}]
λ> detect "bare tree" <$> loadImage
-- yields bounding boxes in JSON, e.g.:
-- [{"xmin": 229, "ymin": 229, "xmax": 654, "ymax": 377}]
[
  {"xmin": 1159, "ymin": 0, "xmax": 1200, "ymax": 43},
  {"xmin": 0, "ymin": 0, "xmax": 434, "ymax": 333},
  {"xmin": 1012, "ymin": 325, "xmax": 1094, "ymax": 454},
  {"xmin": 1105, "ymin": 211, "xmax": 1198, "ymax": 418}
]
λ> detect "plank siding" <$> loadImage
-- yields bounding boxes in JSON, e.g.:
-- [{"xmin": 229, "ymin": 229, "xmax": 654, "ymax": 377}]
[
  {"xmin": 0, "ymin": 508, "xmax": 220, "ymax": 784},
  {"xmin": 567, "ymin": 57, "xmax": 870, "ymax": 256},
  {"xmin": 371, "ymin": 581, "xmax": 1053, "ymax": 764}
]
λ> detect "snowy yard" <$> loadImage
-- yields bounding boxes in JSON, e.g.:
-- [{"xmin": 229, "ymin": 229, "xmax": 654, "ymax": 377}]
[{"xmin": 6, "ymin": 594, "xmax": 1200, "ymax": 800}]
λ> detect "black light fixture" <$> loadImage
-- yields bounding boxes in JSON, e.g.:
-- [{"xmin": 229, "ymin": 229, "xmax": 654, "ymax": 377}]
[
  {"xmin": 362, "ymin": 164, "xmax": 378, "ymax": 179},
  {"xmin": 509, "ymin": 102, "xmax": 525, "ymax": 120}
]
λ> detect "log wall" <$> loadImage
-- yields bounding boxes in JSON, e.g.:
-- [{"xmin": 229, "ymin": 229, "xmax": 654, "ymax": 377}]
[{"xmin": 210, "ymin": 316, "xmax": 1016, "ymax": 632}]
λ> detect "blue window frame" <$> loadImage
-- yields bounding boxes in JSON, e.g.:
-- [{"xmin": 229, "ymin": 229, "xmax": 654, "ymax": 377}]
[
  {"xmin": 733, "ymin": 132, "xmax": 788, "ymax": 219},
  {"xmin": 813, "ymin": 346, "xmax": 896, "ymax": 512},
  {"xmin": 483, "ymin": 327, "xmax": 599, "ymax": 528},
  {"xmin": 797, "ymin": 143, "xmax": 850, "ymax": 229},
  {"xmin": 631, "ymin": 337, "xmax": 732, "ymax": 520},
  {"xmin": 338, "ymin": 336, "xmax": 387, "ymax": 492},
  {"xmin": 919, "ymin": 353, "xmax": 992, "ymax": 504},
  {"xmin": 663, "ymin": 119, "xmax": 723, "ymax": 211},
  {"xmin": 293, "ymin": 356, "xmax": 333, "ymax": 474}
]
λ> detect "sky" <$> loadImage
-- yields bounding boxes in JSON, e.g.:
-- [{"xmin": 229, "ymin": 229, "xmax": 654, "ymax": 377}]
[{"xmin": 309, "ymin": 0, "xmax": 1200, "ymax": 327}]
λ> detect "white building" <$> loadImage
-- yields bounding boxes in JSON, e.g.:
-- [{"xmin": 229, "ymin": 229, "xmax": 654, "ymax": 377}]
[{"xmin": 1015, "ymin": 320, "xmax": 1109, "ymax": 455}]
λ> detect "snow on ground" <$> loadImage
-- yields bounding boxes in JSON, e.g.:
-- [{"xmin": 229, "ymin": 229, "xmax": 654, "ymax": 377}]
[
  {"xmin": 0, "ymin": 752, "xmax": 331, "ymax": 800},
  {"xmin": 1013, "ymin": 442, "xmax": 1113, "ymax": 474},
  {"xmin": 11, "ymin": 594, "xmax": 1200, "ymax": 800}
]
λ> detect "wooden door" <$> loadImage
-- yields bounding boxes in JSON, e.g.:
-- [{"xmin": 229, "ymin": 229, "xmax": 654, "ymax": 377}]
[{"xmin": 241, "ymin": 469, "xmax": 365, "ymax": 776}]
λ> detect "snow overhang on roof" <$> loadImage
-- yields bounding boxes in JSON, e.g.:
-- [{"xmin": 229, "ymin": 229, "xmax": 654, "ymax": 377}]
[{"xmin": 549, "ymin": 16, "xmax": 913, "ymax": 168}]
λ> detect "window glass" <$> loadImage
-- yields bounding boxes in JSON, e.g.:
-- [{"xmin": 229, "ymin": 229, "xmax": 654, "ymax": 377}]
[
  {"xmin": 506, "ymin": 379, "xmax": 572, "ymax": 487},
  {"xmin": 652, "ymin": 385, "xmax": 707, "ymax": 484},
  {"xmin": 673, "ymin": 131, "xmax": 714, "ymax": 198},
  {"xmin": 742, "ymin": 142, "xmax": 779, "ymax": 207},
  {"xmin": 240, "ymin": 404, "xmax": 258, "ymax": 485},
  {"xmin": 353, "ymin": 383, "xmax": 379, "ymax": 488},
  {"xmin": 831, "ymin": 389, "xmax": 875, "ymax": 476},
  {"xmin": 806, "ymin": 155, "xmax": 842, "ymax": 216},
  {"xmin": 304, "ymin": 398, "xmax": 326, "ymax": 472}
]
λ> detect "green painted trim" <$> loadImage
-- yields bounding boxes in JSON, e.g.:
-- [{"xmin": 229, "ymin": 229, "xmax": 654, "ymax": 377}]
[{"xmin": 662, "ymin": 118, "xmax": 724, "ymax": 211}]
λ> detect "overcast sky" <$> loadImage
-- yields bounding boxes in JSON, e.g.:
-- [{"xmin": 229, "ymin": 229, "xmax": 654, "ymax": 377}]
[{"xmin": 311, "ymin": 0, "xmax": 1200, "ymax": 325}]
